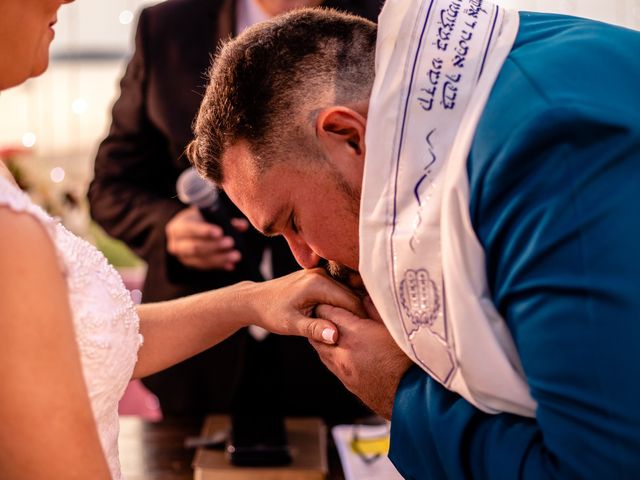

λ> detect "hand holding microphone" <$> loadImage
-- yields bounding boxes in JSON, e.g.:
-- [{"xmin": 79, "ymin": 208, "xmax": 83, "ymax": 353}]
[{"xmin": 166, "ymin": 168, "xmax": 248, "ymax": 271}]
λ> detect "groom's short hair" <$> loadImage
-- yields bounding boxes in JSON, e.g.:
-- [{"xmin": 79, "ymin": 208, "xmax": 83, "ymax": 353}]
[{"xmin": 187, "ymin": 8, "xmax": 377, "ymax": 183}]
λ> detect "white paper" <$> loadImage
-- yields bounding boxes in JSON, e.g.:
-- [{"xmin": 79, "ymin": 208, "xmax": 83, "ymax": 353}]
[{"xmin": 331, "ymin": 425, "xmax": 403, "ymax": 480}]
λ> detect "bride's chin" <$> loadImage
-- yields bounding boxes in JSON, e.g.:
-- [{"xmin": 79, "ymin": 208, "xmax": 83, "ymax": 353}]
[
  {"xmin": 30, "ymin": 55, "xmax": 51, "ymax": 79},
  {"xmin": 28, "ymin": 34, "xmax": 55, "ymax": 79}
]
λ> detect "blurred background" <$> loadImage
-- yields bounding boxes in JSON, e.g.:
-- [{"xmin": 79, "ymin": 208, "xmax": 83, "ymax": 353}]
[
  {"xmin": 0, "ymin": 0, "xmax": 638, "ymax": 269},
  {"xmin": 0, "ymin": 0, "xmax": 163, "ymax": 274}
]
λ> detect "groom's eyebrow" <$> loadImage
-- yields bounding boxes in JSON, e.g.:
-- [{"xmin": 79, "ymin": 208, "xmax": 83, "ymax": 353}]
[{"xmin": 259, "ymin": 206, "xmax": 288, "ymax": 237}]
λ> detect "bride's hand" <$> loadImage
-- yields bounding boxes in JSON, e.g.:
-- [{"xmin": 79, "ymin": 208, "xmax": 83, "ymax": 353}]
[{"xmin": 242, "ymin": 268, "xmax": 366, "ymax": 345}]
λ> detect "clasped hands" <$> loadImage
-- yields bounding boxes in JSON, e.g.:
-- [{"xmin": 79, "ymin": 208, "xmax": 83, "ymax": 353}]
[
  {"xmin": 311, "ymin": 298, "xmax": 414, "ymax": 419},
  {"xmin": 247, "ymin": 268, "xmax": 413, "ymax": 419}
]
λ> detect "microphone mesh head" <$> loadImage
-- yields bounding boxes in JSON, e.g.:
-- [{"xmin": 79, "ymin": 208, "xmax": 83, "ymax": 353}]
[{"xmin": 176, "ymin": 167, "xmax": 219, "ymax": 209}]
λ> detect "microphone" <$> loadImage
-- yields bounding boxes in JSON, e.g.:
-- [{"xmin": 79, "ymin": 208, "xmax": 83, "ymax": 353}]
[
  {"xmin": 177, "ymin": 169, "xmax": 267, "ymax": 336},
  {"xmin": 176, "ymin": 167, "xmax": 245, "ymax": 252}
]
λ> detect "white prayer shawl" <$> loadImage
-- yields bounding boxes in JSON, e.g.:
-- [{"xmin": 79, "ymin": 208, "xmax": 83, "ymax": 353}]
[{"xmin": 360, "ymin": 0, "xmax": 537, "ymax": 417}]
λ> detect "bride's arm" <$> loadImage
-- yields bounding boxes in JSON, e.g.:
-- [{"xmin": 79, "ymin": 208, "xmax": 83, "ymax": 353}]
[
  {"xmin": 133, "ymin": 269, "xmax": 364, "ymax": 379},
  {"xmin": 0, "ymin": 208, "xmax": 111, "ymax": 479}
]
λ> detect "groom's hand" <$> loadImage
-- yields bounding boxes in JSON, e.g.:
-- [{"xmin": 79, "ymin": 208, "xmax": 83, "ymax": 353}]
[{"xmin": 311, "ymin": 303, "xmax": 413, "ymax": 419}]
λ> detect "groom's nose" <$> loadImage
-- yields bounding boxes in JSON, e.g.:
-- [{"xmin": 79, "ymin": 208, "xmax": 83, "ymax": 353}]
[{"xmin": 284, "ymin": 233, "xmax": 321, "ymax": 269}]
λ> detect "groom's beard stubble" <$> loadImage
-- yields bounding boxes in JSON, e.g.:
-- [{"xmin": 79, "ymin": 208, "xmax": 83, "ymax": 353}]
[
  {"xmin": 315, "ymin": 167, "xmax": 367, "ymax": 294},
  {"xmin": 320, "ymin": 259, "xmax": 367, "ymax": 298}
]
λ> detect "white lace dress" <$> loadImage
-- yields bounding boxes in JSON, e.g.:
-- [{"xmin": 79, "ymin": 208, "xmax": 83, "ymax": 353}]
[{"xmin": 0, "ymin": 176, "xmax": 143, "ymax": 479}]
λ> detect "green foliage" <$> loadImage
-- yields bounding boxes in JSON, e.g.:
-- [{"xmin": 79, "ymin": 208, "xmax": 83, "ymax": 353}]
[{"xmin": 89, "ymin": 222, "xmax": 143, "ymax": 268}]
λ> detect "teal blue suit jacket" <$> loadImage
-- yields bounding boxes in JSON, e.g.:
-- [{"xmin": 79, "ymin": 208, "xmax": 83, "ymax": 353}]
[{"xmin": 389, "ymin": 12, "xmax": 640, "ymax": 479}]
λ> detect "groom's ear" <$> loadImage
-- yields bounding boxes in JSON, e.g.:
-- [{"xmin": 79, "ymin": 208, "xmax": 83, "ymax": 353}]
[{"xmin": 315, "ymin": 106, "xmax": 367, "ymax": 162}]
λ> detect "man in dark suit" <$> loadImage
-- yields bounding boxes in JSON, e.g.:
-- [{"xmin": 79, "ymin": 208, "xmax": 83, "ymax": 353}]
[{"xmin": 88, "ymin": 0, "xmax": 382, "ymax": 422}]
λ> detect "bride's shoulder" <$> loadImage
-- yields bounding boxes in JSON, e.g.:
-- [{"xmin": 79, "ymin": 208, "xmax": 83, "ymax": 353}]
[
  {"xmin": 0, "ymin": 167, "xmax": 59, "ymax": 276},
  {"xmin": 0, "ymin": 203, "xmax": 57, "ymax": 264},
  {"xmin": 0, "ymin": 198, "xmax": 68, "ymax": 335},
  {"xmin": 0, "ymin": 177, "xmax": 111, "ymax": 480},
  {"xmin": 0, "ymin": 163, "xmax": 58, "ymax": 237},
  {"xmin": 0, "ymin": 161, "xmax": 19, "ymax": 186},
  {"xmin": 0, "ymin": 163, "xmax": 29, "ymax": 209}
]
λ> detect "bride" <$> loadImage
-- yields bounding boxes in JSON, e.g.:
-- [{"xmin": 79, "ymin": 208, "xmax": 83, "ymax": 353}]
[{"xmin": 0, "ymin": 1, "xmax": 363, "ymax": 478}]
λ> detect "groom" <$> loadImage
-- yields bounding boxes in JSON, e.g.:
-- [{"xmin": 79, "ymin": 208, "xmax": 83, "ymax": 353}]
[{"xmin": 188, "ymin": 2, "xmax": 640, "ymax": 479}]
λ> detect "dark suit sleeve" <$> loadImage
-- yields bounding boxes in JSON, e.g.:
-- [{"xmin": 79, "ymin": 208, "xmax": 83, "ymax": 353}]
[
  {"xmin": 388, "ymin": 102, "xmax": 640, "ymax": 479},
  {"xmin": 88, "ymin": 9, "xmax": 185, "ymax": 262}
]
